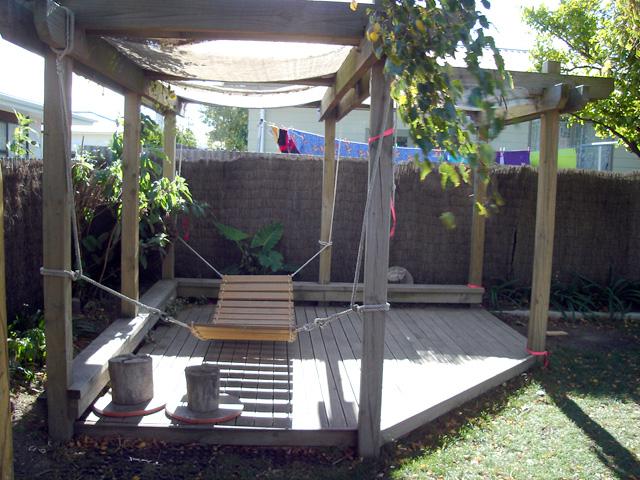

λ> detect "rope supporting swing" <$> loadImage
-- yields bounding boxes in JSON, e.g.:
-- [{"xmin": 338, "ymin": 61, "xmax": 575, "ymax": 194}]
[{"xmin": 39, "ymin": 7, "xmax": 391, "ymax": 342}]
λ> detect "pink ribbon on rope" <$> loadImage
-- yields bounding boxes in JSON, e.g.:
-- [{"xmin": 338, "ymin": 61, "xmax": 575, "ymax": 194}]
[
  {"xmin": 390, "ymin": 198, "xmax": 397, "ymax": 238},
  {"xmin": 527, "ymin": 348, "xmax": 550, "ymax": 368}
]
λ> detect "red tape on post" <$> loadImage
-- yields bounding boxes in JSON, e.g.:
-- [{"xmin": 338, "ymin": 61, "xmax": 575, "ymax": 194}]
[
  {"xmin": 467, "ymin": 283, "xmax": 483, "ymax": 289},
  {"xmin": 368, "ymin": 128, "xmax": 395, "ymax": 144},
  {"xmin": 527, "ymin": 348, "xmax": 550, "ymax": 368}
]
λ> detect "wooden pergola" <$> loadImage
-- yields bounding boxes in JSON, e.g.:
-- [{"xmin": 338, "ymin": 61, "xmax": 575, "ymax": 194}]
[{"xmin": 0, "ymin": 0, "xmax": 613, "ymax": 471}]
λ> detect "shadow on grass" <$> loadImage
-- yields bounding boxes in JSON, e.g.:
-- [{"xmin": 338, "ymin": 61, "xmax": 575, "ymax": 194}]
[
  {"xmin": 546, "ymin": 390, "xmax": 640, "ymax": 479},
  {"xmin": 539, "ymin": 346, "xmax": 640, "ymax": 479}
]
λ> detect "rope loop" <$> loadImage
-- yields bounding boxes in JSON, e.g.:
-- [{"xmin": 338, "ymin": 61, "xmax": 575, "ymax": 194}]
[
  {"xmin": 50, "ymin": 5, "xmax": 75, "ymax": 59},
  {"xmin": 353, "ymin": 302, "xmax": 390, "ymax": 313}
]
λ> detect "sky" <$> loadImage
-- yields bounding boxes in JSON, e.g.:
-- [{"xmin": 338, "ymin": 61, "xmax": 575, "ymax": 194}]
[{"xmin": 0, "ymin": 0, "xmax": 558, "ymax": 147}]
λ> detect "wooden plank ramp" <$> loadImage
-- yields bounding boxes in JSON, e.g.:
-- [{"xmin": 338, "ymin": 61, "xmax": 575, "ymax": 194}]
[{"xmin": 78, "ymin": 305, "xmax": 533, "ymax": 447}]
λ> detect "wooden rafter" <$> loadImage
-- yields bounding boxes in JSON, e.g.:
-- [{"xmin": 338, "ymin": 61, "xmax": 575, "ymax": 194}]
[
  {"xmin": 322, "ymin": 58, "xmax": 612, "ymax": 124},
  {"xmin": 319, "ymin": 37, "xmax": 376, "ymax": 120},
  {"xmin": 58, "ymin": 0, "xmax": 370, "ymax": 45},
  {"xmin": 1, "ymin": 0, "xmax": 178, "ymax": 112}
]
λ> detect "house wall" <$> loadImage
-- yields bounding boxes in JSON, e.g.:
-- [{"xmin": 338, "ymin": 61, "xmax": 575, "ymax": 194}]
[
  {"xmin": 613, "ymin": 148, "xmax": 639, "ymax": 172},
  {"xmin": 71, "ymin": 130, "xmax": 115, "ymax": 151}
]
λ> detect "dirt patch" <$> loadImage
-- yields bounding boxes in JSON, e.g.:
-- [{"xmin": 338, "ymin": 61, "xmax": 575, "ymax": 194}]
[{"xmin": 495, "ymin": 313, "xmax": 639, "ymax": 352}]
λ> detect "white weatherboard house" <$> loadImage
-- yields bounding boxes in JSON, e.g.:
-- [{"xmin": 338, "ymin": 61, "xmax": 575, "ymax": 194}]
[
  {"xmin": 248, "ymin": 106, "xmax": 639, "ymax": 172},
  {"xmin": 0, "ymin": 91, "xmax": 117, "ymax": 157}
]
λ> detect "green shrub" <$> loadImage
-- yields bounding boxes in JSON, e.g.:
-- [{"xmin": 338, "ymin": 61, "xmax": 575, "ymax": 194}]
[
  {"xmin": 7, "ymin": 310, "xmax": 46, "ymax": 383},
  {"xmin": 488, "ymin": 275, "xmax": 640, "ymax": 320},
  {"xmin": 213, "ymin": 221, "xmax": 290, "ymax": 275},
  {"xmin": 73, "ymin": 114, "xmax": 205, "ymax": 293}
]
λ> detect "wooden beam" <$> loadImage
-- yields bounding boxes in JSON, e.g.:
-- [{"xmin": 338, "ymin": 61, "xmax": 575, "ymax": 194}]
[
  {"xmin": 336, "ymin": 70, "xmax": 371, "ymax": 121},
  {"xmin": 562, "ymin": 85, "xmax": 590, "ymax": 114},
  {"xmin": 450, "ymin": 67, "xmax": 613, "ymax": 102},
  {"xmin": 58, "ymin": 0, "xmax": 369, "ymax": 45},
  {"xmin": 3, "ymin": 0, "xmax": 177, "ymax": 112},
  {"xmin": 542, "ymin": 60, "xmax": 561, "ymax": 74},
  {"xmin": 501, "ymin": 83, "xmax": 570, "ymax": 125},
  {"xmin": 0, "ymin": 0, "xmax": 45, "ymax": 54},
  {"xmin": 318, "ymin": 114, "xmax": 336, "ymax": 284},
  {"xmin": 162, "ymin": 111, "xmax": 177, "ymax": 280},
  {"xmin": 176, "ymin": 278, "xmax": 485, "ymax": 304},
  {"xmin": 121, "ymin": 92, "xmax": 141, "ymax": 317},
  {"xmin": 320, "ymin": 38, "xmax": 376, "ymax": 120},
  {"xmin": 0, "ymin": 167, "xmax": 13, "ymax": 479},
  {"xmin": 358, "ymin": 61, "xmax": 393, "ymax": 458},
  {"xmin": 144, "ymin": 71, "xmax": 336, "ymax": 87},
  {"xmin": 42, "ymin": 51, "xmax": 74, "ymax": 441},
  {"xmin": 527, "ymin": 108, "xmax": 561, "ymax": 355}
]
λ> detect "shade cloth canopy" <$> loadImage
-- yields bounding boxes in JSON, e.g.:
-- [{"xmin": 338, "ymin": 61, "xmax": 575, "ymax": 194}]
[{"xmin": 109, "ymin": 38, "xmax": 351, "ymax": 107}]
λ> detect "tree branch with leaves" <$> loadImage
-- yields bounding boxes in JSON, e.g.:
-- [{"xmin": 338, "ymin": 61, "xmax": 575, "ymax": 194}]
[{"xmin": 524, "ymin": 0, "xmax": 640, "ymax": 159}]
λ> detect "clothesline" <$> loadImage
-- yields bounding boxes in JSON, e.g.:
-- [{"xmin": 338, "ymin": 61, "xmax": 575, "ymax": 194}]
[{"xmin": 267, "ymin": 123, "xmax": 531, "ymax": 166}]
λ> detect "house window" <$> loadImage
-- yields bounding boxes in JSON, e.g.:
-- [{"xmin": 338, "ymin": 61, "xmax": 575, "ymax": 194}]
[{"xmin": 395, "ymin": 130, "xmax": 413, "ymax": 147}]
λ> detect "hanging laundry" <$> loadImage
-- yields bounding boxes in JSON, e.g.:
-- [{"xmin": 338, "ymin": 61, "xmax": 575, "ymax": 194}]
[{"xmin": 273, "ymin": 127, "xmax": 300, "ymax": 154}]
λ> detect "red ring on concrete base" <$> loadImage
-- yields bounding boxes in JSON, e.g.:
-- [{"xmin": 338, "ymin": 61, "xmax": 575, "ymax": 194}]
[
  {"xmin": 165, "ymin": 393, "xmax": 243, "ymax": 425},
  {"xmin": 93, "ymin": 391, "xmax": 166, "ymax": 418}
]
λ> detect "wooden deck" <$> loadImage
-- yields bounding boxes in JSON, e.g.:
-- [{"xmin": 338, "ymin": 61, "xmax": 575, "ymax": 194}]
[{"xmin": 78, "ymin": 305, "xmax": 534, "ymax": 446}]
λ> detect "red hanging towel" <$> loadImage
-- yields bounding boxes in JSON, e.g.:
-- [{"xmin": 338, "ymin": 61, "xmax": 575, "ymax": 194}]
[{"xmin": 276, "ymin": 128, "xmax": 300, "ymax": 154}]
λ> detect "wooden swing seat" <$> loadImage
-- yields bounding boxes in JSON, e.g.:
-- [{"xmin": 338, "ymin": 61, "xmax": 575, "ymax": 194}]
[{"xmin": 191, "ymin": 275, "xmax": 296, "ymax": 342}]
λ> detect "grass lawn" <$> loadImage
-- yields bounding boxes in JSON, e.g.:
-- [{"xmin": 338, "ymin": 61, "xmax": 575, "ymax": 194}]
[
  {"xmin": 391, "ymin": 346, "xmax": 640, "ymax": 479},
  {"xmin": 530, "ymin": 148, "xmax": 578, "ymax": 169},
  {"xmin": 11, "ymin": 318, "xmax": 640, "ymax": 479}
]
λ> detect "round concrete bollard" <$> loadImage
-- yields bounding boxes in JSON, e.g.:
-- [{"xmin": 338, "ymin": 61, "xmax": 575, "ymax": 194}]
[
  {"xmin": 185, "ymin": 363, "xmax": 221, "ymax": 412},
  {"xmin": 108, "ymin": 353, "xmax": 154, "ymax": 405},
  {"xmin": 388, "ymin": 266, "xmax": 414, "ymax": 284}
]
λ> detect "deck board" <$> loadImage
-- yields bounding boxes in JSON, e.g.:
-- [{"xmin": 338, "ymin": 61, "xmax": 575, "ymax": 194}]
[{"xmin": 79, "ymin": 305, "xmax": 533, "ymax": 446}]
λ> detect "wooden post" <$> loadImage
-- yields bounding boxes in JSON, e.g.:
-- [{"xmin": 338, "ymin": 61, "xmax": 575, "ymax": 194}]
[
  {"xmin": 0, "ymin": 167, "xmax": 14, "ymax": 479},
  {"xmin": 43, "ymin": 51, "xmax": 74, "ymax": 440},
  {"xmin": 121, "ymin": 92, "xmax": 141, "ymax": 317},
  {"xmin": 527, "ymin": 61, "xmax": 563, "ymax": 355},
  {"xmin": 357, "ymin": 61, "xmax": 393, "ymax": 458},
  {"xmin": 318, "ymin": 114, "xmax": 336, "ymax": 284},
  {"xmin": 527, "ymin": 108, "xmax": 560, "ymax": 353},
  {"xmin": 162, "ymin": 111, "xmax": 177, "ymax": 280},
  {"xmin": 468, "ymin": 127, "xmax": 488, "ymax": 286}
]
